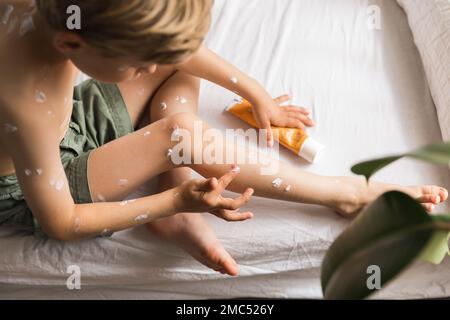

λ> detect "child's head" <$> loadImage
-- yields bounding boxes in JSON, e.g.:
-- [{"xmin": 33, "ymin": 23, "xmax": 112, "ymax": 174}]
[{"xmin": 36, "ymin": 0, "xmax": 213, "ymax": 82}]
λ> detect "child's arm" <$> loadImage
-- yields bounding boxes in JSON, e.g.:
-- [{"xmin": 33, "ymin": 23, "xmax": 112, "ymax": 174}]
[
  {"xmin": 0, "ymin": 112, "xmax": 251, "ymax": 241},
  {"xmin": 176, "ymin": 45, "xmax": 315, "ymax": 146}
]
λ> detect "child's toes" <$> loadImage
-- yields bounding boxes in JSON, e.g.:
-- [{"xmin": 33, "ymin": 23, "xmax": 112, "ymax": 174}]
[
  {"xmin": 422, "ymin": 203, "xmax": 435, "ymax": 213},
  {"xmin": 417, "ymin": 194, "xmax": 438, "ymax": 204},
  {"xmin": 439, "ymin": 188, "xmax": 449, "ymax": 202}
]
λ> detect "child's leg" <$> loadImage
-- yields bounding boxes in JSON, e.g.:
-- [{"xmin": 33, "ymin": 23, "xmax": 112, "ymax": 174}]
[
  {"xmin": 145, "ymin": 71, "xmax": 238, "ymax": 275},
  {"xmin": 87, "ymin": 110, "xmax": 448, "ymax": 219}
]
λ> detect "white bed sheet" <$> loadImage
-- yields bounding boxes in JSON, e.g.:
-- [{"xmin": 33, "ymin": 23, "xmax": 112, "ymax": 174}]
[{"xmin": 1, "ymin": 0, "xmax": 449, "ymax": 299}]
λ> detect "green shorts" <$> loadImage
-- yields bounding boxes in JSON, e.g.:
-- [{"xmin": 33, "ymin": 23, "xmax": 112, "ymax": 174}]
[{"xmin": 0, "ymin": 80, "xmax": 133, "ymax": 232}]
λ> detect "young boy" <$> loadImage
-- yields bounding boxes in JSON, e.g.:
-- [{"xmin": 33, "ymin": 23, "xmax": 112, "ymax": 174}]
[{"xmin": 0, "ymin": 0, "xmax": 447, "ymax": 277}]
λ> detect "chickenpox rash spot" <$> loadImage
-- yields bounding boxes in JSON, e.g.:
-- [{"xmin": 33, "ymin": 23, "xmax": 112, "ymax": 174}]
[
  {"xmin": 160, "ymin": 102, "xmax": 168, "ymax": 111},
  {"xmin": 35, "ymin": 90, "xmax": 47, "ymax": 103},
  {"xmin": 1, "ymin": 4, "xmax": 14, "ymax": 25},
  {"xmin": 118, "ymin": 179, "xmax": 129, "ymax": 187},
  {"xmin": 134, "ymin": 214, "xmax": 148, "ymax": 222},
  {"xmin": 272, "ymin": 178, "xmax": 283, "ymax": 189}
]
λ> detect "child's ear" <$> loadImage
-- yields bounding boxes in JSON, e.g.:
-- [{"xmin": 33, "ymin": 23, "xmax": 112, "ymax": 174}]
[{"xmin": 53, "ymin": 32, "xmax": 85, "ymax": 53}]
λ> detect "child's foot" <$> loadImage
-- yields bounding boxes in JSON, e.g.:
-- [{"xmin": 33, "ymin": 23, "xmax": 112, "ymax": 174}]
[
  {"xmin": 146, "ymin": 213, "xmax": 239, "ymax": 276},
  {"xmin": 334, "ymin": 177, "xmax": 449, "ymax": 217}
]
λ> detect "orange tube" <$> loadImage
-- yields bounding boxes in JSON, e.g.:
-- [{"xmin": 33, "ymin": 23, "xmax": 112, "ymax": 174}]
[{"xmin": 226, "ymin": 98, "xmax": 325, "ymax": 163}]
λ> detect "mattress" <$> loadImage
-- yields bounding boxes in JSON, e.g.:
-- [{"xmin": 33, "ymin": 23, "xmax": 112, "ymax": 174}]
[{"xmin": 1, "ymin": 0, "xmax": 449, "ymax": 299}]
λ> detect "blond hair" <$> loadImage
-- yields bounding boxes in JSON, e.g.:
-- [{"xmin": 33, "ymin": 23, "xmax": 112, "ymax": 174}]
[{"xmin": 36, "ymin": 0, "xmax": 213, "ymax": 64}]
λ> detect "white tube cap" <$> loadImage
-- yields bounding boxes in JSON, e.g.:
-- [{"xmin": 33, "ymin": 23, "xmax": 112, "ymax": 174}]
[{"xmin": 298, "ymin": 137, "xmax": 325, "ymax": 163}]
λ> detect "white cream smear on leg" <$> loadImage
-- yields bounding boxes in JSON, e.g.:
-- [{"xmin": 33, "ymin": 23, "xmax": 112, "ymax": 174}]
[
  {"xmin": 19, "ymin": 14, "xmax": 34, "ymax": 37},
  {"xmin": 272, "ymin": 178, "xmax": 283, "ymax": 189},
  {"xmin": 3, "ymin": 123, "xmax": 18, "ymax": 134},
  {"xmin": 35, "ymin": 90, "xmax": 47, "ymax": 103},
  {"xmin": 166, "ymin": 149, "xmax": 173, "ymax": 157},
  {"xmin": 134, "ymin": 214, "xmax": 148, "ymax": 222},
  {"xmin": 74, "ymin": 217, "xmax": 81, "ymax": 234},
  {"xmin": 1, "ymin": 4, "xmax": 14, "ymax": 25},
  {"xmin": 176, "ymin": 96, "xmax": 187, "ymax": 104},
  {"xmin": 118, "ymin": 179, "xmax": 129, "ymax": 187}
]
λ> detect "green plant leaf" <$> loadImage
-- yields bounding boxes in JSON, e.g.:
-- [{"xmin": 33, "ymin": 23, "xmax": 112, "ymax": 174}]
[
  {"xmin": 321, "ymin": 191, "xmax": 450, "ymax": 300},
  {"xmin": 351, "ymin": 142, "xmax": 450, "ymax": 180},
  {"xmin": 419, "ymin": 231, "xmax": 450, "ymax": 264}
]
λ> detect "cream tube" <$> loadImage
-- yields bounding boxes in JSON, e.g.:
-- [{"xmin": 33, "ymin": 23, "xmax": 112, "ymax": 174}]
[{"xmin": 226, "ymin": 98, "xmax": 325, "ymax": 163}]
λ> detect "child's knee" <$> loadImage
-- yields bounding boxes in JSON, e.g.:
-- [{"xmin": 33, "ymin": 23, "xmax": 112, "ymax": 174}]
[{"xmin": 167, "ymin": 112, "xmax": 202, "ymax": 133}]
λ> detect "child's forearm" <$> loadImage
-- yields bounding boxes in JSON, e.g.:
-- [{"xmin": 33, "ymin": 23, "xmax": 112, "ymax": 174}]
[
  {"xmin": 60, "ymin": 187, "xmax": 184, "ymax": 240},
  {"xmin": 176, "ymin": 45, "xmax": 273, "ymax": 106}
]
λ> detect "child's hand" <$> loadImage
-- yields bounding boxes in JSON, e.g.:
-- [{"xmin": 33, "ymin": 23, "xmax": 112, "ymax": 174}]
[
  {"xmin": 176, "ymin": 166, "xmax": 254, "ymax": 221},
  {"xmin": 253, "ymin": 95, "xmax": 315, "ymax": 147}
]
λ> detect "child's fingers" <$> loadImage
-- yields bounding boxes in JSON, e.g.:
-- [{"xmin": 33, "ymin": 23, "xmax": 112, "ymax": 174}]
[
  {"xmin": 284, "ymin": 118, "xmax": 306, "ymax": 130},
  {"xmin": 287, "ymin": 112, "xmax": 315, "ymax": 127},
  {"xmin": 218, "ymin": 188, "xmax": 254, "ymax": 211},
  {"xmin": 284, "ymin": 105, "xmax": 311, "ymax": 115},
  {"xmin": 213, "ymin": 209, "xmax": 254, "ymax": 222},
  {"xmin": 274, "ymin": 94, "xmax": 292, "ymax": 105},
  {"xmin": 195, "ymin": 177, "xmax": 218, "ymax": 192},
  {"xmin": 217, "ymin": 167, "xmax": 240, "ymax": 191}
]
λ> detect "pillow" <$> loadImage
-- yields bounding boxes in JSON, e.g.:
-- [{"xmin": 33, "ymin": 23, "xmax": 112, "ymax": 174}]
[{"xmin": 397, "ymin": 0, "xmax": 450, "ymax": 142}]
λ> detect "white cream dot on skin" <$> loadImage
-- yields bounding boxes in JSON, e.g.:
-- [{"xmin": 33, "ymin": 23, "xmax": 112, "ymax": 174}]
[
  {"xmin": 176, "ymin": 96, "xmax": 187, "ymax": 104},
  {"xmin": 55, "ymin": 180, "xmax": 65, "ymax": 191},
  {"xmin": 118, "ymin": 179, "xmax": 129, "ymax": 187},
  {"xmin": 160, "ymin": 102, "xmax": 168, "ymax": 111},
  {"xmin": 35, "ymin": 90, "xmax": 47, "ymax": 103},
  {"xmin": 24, "ymin": 169, "xmax": 32, "ymax": 176},
  {"xmin": 284, "ymin": 185, "xmax": 291, "ymax": 192},
  {"xmin": 272, "ymin": 178, "xmax": 283, "ymax": 189},
  {"xmin": 134, "ymin": 214, "xmax": 148, "ymax": 222},
  {"xmin": 19, "ymin": 14, "xmax": 34, "ymax": 37},
  {"xmin": 49, "ymin": 177, "xmax": 56, "ymax": 187},
  {"xmin": 97, "ymin": 194, "xmax": 106, "ymax": 202},
  {"xmin": 36, "ymin": 169, "xmax": 43, "ymax": 176},
  {"xmin": 119, "ymin": 200, "xmax": 129, "ymax": 206},
  {"xmin": 230, "ymin": 76, "xmax": 238, "ymax": 84},
  {"xmin": 171, "ymin": 126, "xmax": 180, "ymax": 140},
  {"xmin": 166, "ymin": 149, "xmax": 173, "ymax": 158},
  {"xmin": 231, "ymin": 165, "xmax": 241, "ymax": 173},
  {"xmin": 3, "ymin": 123, "xmax": 18, "ymax": 134},
  {"xmin": 144, "ymin": 131, "xmax": 151, "ymax": 137},
  {"xmin": 74, "ymin": 217, "xmax": 81, "ymax": 234},
  {"xmin": 1, "ymin": 4, "xmax": 14, "ymax": 25},
  {"xmin": 118, "ymin": 66, "xmax": 127, "ymax": 72}
]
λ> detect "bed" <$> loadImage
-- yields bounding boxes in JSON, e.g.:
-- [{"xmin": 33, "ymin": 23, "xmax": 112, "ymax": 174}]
[{"xmin": 1, "ymin": 0, "xmax": 449, "ymax": 299}]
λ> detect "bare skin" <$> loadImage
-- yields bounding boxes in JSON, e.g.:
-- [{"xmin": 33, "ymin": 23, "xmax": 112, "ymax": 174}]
[{"xmin": 0, "ymin": 1, "xmax": 448, "ymax": 278}]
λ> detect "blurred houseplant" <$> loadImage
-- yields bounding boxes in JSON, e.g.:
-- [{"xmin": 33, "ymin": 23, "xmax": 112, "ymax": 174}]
[{"xmin": 321, "ymin": 142, "xmax": 450, "ymax": 300}]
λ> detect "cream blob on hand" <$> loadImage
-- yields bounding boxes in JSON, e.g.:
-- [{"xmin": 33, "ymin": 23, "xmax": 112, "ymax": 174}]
[{"xmin": 226, "ymin": 98, "xmax": 325, "ymax": 163}]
